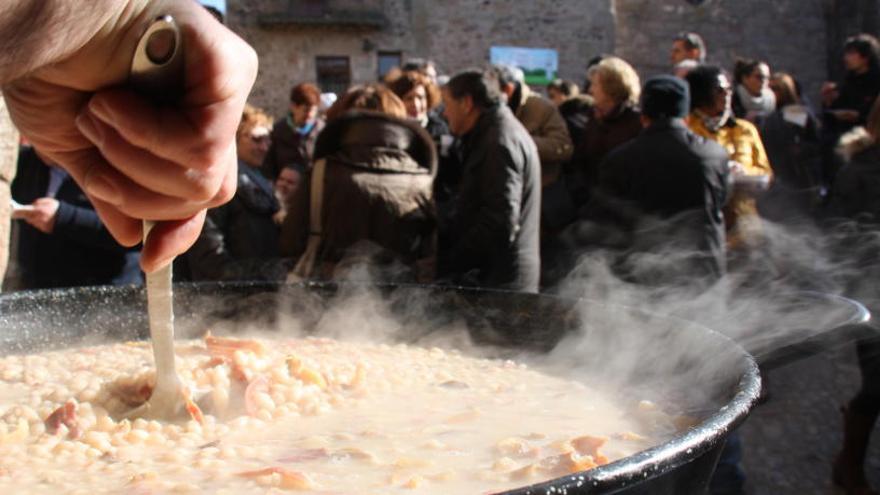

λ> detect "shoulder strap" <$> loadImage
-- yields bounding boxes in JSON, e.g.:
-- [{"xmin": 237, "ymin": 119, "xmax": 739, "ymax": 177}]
[{"xmin": 290, "ymin": 158, "xmax": 327, "ymax": 279}]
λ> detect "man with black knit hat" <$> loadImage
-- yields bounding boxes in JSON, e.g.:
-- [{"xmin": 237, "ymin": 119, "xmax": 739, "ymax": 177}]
[{"xmin": 574, "ymin": 75, "xmax": 731, "ymax": 286}]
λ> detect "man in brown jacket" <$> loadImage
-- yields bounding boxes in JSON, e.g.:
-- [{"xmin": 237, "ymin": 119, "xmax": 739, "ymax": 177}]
[{"xmin": 493, "ymin": 64, "xmax": 573, "ymax": 187}]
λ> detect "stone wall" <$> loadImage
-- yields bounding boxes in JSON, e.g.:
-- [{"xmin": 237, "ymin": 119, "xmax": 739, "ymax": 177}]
[
  {"xmin": 613, "ymin": 0, "xmax": 830, "ymax": 106},
  {"xmin": 228, "ymin": 0, "xmax": 614, "ymax": 116},
  {"xmin": 825, "ymin": 0, "xmax": 880, "ymax": 80},
  {"xmin": 229, "ymin": 0, "xmax": 416, "ymax": 116},
  {"xmin": 414, "ymin": 0, "xmax": 614, "ymax": 83},
  {"xmin": 227, "ymin": 0, "xmax": 875, "ymax": 117}
]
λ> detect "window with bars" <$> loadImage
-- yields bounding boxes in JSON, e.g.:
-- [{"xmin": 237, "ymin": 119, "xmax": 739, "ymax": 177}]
[
  {"xmin": 377, "ymin": 51, "xmax": 402, "ymax": 79},
  {"xmin": 315, "ymin": 56, "xmax": 352, "ymax": 96}
]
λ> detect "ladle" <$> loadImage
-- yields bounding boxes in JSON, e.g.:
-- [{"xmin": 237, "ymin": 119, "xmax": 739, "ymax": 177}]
[{"xmin": 123, "ymin": 15, "xmax": 186, "ymax": 420}]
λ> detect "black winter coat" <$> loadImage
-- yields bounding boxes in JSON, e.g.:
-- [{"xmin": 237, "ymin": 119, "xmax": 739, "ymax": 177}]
[
  {"xmin": 756, "ymin": 108, "xmax": 823, "ymax": 220},
  {"xmin": 12, "ymin": 147, "xmax": 142, "ymax": 289},
  {"xmin": 558, "ymin": 95, "xmax": 594, "ymax": 151},
  {"xmin": 262, "ymin": 116, "xmax": 324, "ymax": 180},
  {"xmin": 183, "ymin": 161, "xmax": 286, "ymax": 282},
  {"xmin": 568, "ymin": 105, "xmax": 642, "ymax": 207},
  {"xmin": 826, "ymin": 69, "xmax": 880, "ymax": 134},
  {"xmin": 439, "ymin": 105, "xmax": 541, "ymax": 292},
  {"xmin": 579, "ymin": 119, "xmax": 730, "ymax": 284},
  {"xmin": 425, "ymin": 112, "xmax": 463, "ymax": 206}
]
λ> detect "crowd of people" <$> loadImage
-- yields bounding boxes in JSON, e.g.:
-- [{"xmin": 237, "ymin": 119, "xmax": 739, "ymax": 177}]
[{"xmin": 5, "ymin": 3, "xmax": 880, "ymax": 493}]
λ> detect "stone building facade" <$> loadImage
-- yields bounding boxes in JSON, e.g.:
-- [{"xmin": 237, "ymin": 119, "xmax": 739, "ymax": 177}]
[{"xmin": 227, "ymin": 0, "xmax": 879, "ymax": 117}]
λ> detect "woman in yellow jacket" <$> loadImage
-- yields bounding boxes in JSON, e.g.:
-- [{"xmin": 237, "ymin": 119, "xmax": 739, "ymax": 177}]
[{"xmin": 685, "ymin": 65, "xmax": 773, "ymax": 249}]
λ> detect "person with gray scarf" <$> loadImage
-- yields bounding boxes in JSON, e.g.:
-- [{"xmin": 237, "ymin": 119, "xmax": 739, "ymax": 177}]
[{"xmin": 732, "ymin": 58, "xmax": 776, "ymax": 122}]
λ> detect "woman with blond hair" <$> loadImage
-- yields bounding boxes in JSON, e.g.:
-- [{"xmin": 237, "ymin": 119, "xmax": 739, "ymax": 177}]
[
  {"xmin": 281, "ymin": 84, "xmax": 437, "ymax": 282},
  {"xmin": 568, "ymin": 56, "xmax": 642, "ymax": 207},
  {"xmin": 182, "ymin": 103, "xmax": 287, "ymax": 281}
]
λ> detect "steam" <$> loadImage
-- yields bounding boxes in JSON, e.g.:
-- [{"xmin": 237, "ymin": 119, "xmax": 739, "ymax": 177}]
[
  {"xmin": 552, "ymin": 214, "xmax": 874, "ymax": 376},
  {"xmin": 188, "ymin": 211, "xmax": 877, "ymax": 419}
]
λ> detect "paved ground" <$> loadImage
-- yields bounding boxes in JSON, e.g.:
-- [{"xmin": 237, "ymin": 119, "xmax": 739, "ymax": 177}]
[{"xmin": 740, "ymin": 344, "xmax": 880, "ymax": 494}]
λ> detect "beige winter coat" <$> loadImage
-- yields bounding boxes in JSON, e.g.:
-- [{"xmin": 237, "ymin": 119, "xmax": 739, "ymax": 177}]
[{"xmin": 515, "ymin": 84, "xmax": 573, "ymax": 185}]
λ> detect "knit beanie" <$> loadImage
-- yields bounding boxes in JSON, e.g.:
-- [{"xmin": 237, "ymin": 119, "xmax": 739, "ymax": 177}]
[{"xmin": 640, "ymin": 75, "xmax": 690, "ymax": 119}]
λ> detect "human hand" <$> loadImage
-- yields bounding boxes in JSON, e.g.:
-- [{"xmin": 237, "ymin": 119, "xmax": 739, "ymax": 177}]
[
  {"xmin": 2, "ymin": 0, "xmax": 258, "ymax": 273},
  {"xmin": 728, "ymin": 160, "xmax": 745, "ymax": 176},
  {"xmin": 830, "ymin": 109, "xmax": 860, "ymax": 123},
  {"xmin": 820, "ymin": 82, "xmax": 839, "ymax": 107},
  {"xmin": 14, "ymin": 198, "xmax": 60, "ymax": 234}
]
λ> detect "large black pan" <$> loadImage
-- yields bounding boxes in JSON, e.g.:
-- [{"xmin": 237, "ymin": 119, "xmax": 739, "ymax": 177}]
[{"xmin": 0, "ymin": 282, "xmax": 775, "ymax": 494}]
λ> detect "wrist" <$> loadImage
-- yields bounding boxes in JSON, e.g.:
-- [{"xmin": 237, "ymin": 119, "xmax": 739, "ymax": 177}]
[
  {"xmin": 1, "ymin": 0, "xmax": 184, "ymax": 89},
  {"xmin": 0, "ymin": 0, "xmax": 123, "ymax": 84},
  {"xmin": 34, "ymin": 0, "xmax": 172, "ymax": 90}
]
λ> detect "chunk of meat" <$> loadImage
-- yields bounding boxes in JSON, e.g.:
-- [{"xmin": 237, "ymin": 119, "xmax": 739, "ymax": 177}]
[
  {"xmin": 570, "ymin": 435, "xmax": 609, "ymax": 465},
  {"xmin": 204, "ymin": 332, "xmax": 266, "ymax": 358},
  {"xmin": 286, "ymin": 356, "xmax": 327, "ymax": 389},
  {"xmin": 44, "ymin": 400, "xmax": 81, "ymax": 439},
  {"xmin": 182, "ymin": 387, "xmax": 205, "ymax": 425},
  {"xmin": 510, "ymin": 452, "xmax": 599, "ymax": 481},
  {"xmin": 205, "ymin": 350, "xmax": 252, "ymax": 383},
  {"xmin": 236, "ymin": 467, "xmax": 316, "ymax": 490}
]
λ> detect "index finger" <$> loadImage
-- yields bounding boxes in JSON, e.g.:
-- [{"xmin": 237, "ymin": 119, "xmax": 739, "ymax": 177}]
[{"xmin": 85, "ymin": 8, "xmax": 257, "ymax": 170}]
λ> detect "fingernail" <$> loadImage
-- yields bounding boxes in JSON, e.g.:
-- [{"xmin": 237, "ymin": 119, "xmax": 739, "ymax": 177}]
[
  {"xmin": 88, "ymin": 98, "xmax": 114, "ymax": 124},
  {"xmin": 85, "ymin": 173, "xmax": 124, "ymax": 206},
  {"xmin": 153, "ymin": 255, "xmax": 175, "ymax": 272},
  {"xmin": 143, "ymin": 252, "xmax": 175, "ymax": 274},
  {"xmin": 75, "ymin": 112, "xmax": 103, "ymax": 146}
]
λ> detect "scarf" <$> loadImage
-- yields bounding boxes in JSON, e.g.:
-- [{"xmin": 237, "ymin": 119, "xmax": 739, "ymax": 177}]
[
  {"xmin": 286, "ymin": 113, "xmax": 316, "ymax": 136},
  {"xmin": 735, "ymin": 84, "xmax": 776, "ymax": 119},
  {"xmin": 695, "ymin": 108, "xmax": 732, "ymax": 133}
]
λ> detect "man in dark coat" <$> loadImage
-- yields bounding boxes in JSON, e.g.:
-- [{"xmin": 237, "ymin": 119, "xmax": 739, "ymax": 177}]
[
  {"xmin": 577, "ymin": 75, "xmax": 731, "ymax": 286},
  {"xmin": 11, "ymin": 146, "xmax": 142, "ymax": 289},
  {"xmin": 438, "ymin": 69, "xmax": 541, "ymax": 293},
  {"xmin": 821, "ymin": 34, "xmax": 880, "ymax": 186}
]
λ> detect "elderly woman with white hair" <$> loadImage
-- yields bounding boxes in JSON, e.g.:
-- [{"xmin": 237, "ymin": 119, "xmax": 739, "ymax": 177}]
[{"xmin": 567, "ymin": 56, "xmax": 643, "ymax": 208}]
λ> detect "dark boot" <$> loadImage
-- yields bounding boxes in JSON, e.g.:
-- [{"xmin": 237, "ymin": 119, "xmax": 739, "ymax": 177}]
[{"xmin": 833, "ymin": 402, "xmax": 879, "ymax": 495}]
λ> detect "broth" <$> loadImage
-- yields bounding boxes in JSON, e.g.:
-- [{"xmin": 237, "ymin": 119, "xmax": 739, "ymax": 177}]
[{"xmin": 0, "ymin": 335, "xmax": 684, "ymax": 494}]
